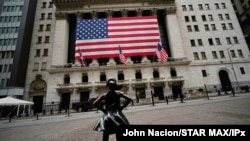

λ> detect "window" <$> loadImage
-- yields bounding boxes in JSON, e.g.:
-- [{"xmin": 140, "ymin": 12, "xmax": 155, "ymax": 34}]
[
  {"xmin": 201, "ymin": 52, "xmax": 207, "ymax": 60},
  {"xmin": 202, "ymin": 70, "xmax": 207, "ymax": 77},
  {"xmin": 211, "ymin": 24, "xmax": 217, "ymax": 31},
  {"xmin": 100, "ymin": 72, "xmax": 106, "ymax": 81},
  {"xmin": 47, "ymin": 13, "xmax": 52, "ymax": 19},
  {"xmin": 198, "ymin": 39, "xmax": 203, "ymax": 46},
  {"xmin": 190, "ymin": 40, "xmax": 196, "ymax": 47},
  {"xmin": 43, "ymin": 49, "xmax": 48, "ymax": 56},
  {"xmin": 153, "ymin": 69, "xmax": 160, "ymax": 78},
  {"xmin": 226, "ymin": 37, "xmax": 232, "ymax": 44},
  {"xmin": 49, "ymin": 2, "xmax": 53, "ymax": 8},
  {"xmin": 118, "ymin": 72, "xmax": 125, "ymax": 80},
  {"xmin": 218, "ymin": 14, "xmax": 223, "ymax": 20},
  {"xmin": 170, "ymin": 67, "xmax": 177, "ymax": 77},
  {"xmin": 64, "ymin": 74, "xmax": 70, "ymax": 84},
  {"xmin": 135, "ymin": 70, "xmax": 142, "ymax": 79},
  {"xmin": 45, "ymin": 36, "xmax": 50, "ymax": 43},
  {"xmin": 204, "ymin": 24, "xmax": 209, "ymax": 31},
  {"xmin": 42, "ymin": 2, "xmax": 46, "ymax": 8},
  {"xmin": 221, "ymin": 3, "xmax": 226, "ymax": 9},
  {"xmin": 233, "ymin": 37, "xmax": 239, "ymax": 44},
  {"xmin": 219, "ymin": 51, "xmax": 225, "ymax": 58},
  {"xmin": 201, "ymin": 15, "xmax": 207, "ymax": 21},
  {"xmin": 194, "ymin": 25, "xmax": 199, "ymax": 31},
  {"xmin": 35, "ymin": 49, "xmax": 40, "ymax": 57},
  {"xmin": 221, "ymin": 23, "xmax": 227, "ymax": 30},
  {"xmin": 188, "ymin": 5, "xmax": 193, "ymax": 11},
  {"xmin": 39, "ymin": 24, "xmax": 44, "ymax": 31},
  {"xmin": 40, "ymin": 13, "xmax": 45, "ymax": 20},
  {"xmin": 187, "ymin": 25, "xmax": 192, "ymax": 32},
  {"xmin": 193, "ymin": 52, "xmax": 199, "ymax": 60},
  {"xmin": 238, "ymin": 50, "xmax": 244, "ymax": 58},
  {"xmin": 37, "ymin": 36, "xmax": 42, "ymax": 44},
  {"xmin": 240, "ymin": 67, "xmax": 245, "ymax": 74},
  {"xmin": 208, "ymin": 38, "xmax": 214, "ymax": 45},
  {"xmin": 212, "ymin": 51, "xmax": 218, "ymax": 59},
  {"xmin": 208, "ymin": 15, "xmax": 213, "ymax": 21},
  {"xmin": 228, "ymin": 23, "xmax": 234, "ymax": 30},
  {"xmin": 215, "ymin": 38, "xmax": 221, "ymax": 45},
  {"xmin": 182, "ymin": 5, "xmax": 187, "ymax": 11},
  {"xmin": 215, "ymin": 3, "xmax": 220, "ymax": 9},
  {"xmin": 225, "ymin": 14, "xmax": 230, "ymax": 20},
  {"xmin": 185, "ymin": 16, "xmax": 189, "ymax": 22},
  {"xmin": 230, "ymin": 50, "xmax": 236, "ymax": 58},
  {"xmin": 191, "ymin": 16, "xmax": 196, "ymax": 22},
  {"xmin": 46, "ymin": 24, "xmax": 51, "ymax": 31},
  {"xmin": 82, "ymin": 73, "xmax": 89, "ymax": 82},
  {"xmin": 198, "ymin": 4, "xmax": 203, "ymax": 10},
  {"xmin": 205, "ymin": 4, "xmax": 210, "ymax": 10}
]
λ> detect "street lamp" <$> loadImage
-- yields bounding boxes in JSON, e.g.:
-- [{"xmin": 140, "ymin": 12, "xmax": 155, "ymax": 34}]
[
  {"xmin": 227, "ymin": 47, "xmax": 239, "ymax": 95},
  {"xmin": 226, "ymin": 35, "xmax": 247, "ymax": 94}
]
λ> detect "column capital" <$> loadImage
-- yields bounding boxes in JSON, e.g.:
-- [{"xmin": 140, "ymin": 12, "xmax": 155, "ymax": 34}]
[
  {"xmin": 55, "ymin": 12, "xmax": 67, "ymax": 20},
  {"xmin": 92, "ymin": 11, "xmax": 97, "ymax": 18},
  {"xmin": 166, "ymin": 6, "xmax": 176, "ymax": 14},
  {"xmin": 75, "ymin": 12, "xmax": 83, "ymax": 19},
  {"xmin": 121, "ymin": 9, "xmax": 127, "ymax": 17}
]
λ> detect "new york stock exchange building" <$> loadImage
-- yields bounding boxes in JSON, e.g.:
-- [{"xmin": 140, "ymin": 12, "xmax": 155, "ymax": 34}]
[{"xmin": 25, "ymin": 0, "xmax": 250, "ymax": 113}]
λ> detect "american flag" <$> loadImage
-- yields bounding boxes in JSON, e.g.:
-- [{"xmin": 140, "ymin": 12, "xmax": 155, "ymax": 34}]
[
  {"xmin": 77, "ymin": 47, "xmax": 86, "ymax": 67},
  {"xmin": 118, "ymin": 45, "xmax": 126, "ymax": 65},
  {"xmin": 75, "ymin": 16, "xmax": 161, "ymax": 60},
  {"xmin": 156, "ymin": 43, "xmax": 168, "ymax": 63}
]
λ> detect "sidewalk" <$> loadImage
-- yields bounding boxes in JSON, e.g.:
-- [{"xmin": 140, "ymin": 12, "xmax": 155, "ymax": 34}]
[
  {"xmin": 0, "ymin": 93, "xmax": 249, "ymax": 141},
  {"xmin": 0, "ymin": 93, "xmax": 249, "ymax": 129}
]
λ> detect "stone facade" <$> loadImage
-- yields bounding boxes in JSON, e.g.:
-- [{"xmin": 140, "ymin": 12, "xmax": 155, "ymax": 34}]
[{"xmin": 24, "ymin": 0, "xmax": 250, "ymax": 109}]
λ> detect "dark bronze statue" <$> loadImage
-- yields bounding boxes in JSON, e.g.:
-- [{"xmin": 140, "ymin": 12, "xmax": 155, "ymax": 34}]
[{"xmin": 93, "ymin": 78, "xmax": 132, "ymax": 141}]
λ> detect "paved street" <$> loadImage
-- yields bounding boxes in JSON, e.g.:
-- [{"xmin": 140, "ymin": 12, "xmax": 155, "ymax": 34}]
[{"xmin": 0, "ymin": 93, "xmax": 250, "ymax": 141}]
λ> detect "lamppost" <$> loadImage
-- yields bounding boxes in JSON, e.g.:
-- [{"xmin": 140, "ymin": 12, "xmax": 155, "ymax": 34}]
[
  {"xmin": 227, "ymin": 47, "xmax": 238, "ymax": 96},
  {"xmin": 226, "ymin": 35, "xmax": 247, "ymax": 95}
]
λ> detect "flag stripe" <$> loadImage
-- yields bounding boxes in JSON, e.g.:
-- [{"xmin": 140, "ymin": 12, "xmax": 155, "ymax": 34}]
[{"xmin": 75, "ymin": 16, "xmax": 160, "ymax": 59}]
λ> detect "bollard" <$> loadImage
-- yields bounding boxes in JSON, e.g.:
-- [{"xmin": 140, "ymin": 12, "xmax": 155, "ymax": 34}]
[{"xmin": 165, "ymin": 96, "xmax": 168, "ymax": 105}]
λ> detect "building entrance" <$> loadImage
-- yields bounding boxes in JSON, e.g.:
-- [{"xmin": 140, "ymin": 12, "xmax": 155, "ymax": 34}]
[
  {"xmin": 172, "ymin": 85, "xmax": 182, "ymax": 100},
  {"xmin": 60, "ymin": 93, "xmax": 71, "ymax": 111},
  {"xmin": 219, "ymin": 70, "xmax": 232, "ymax": 94}
]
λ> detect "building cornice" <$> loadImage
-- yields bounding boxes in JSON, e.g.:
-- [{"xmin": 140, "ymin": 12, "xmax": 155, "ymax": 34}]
[
  {"xmin": 48, "ymin": 59, "xmax": 191, "ymax": 74},
  {"xmin": 53, "ymin": 0, "xmax": 175, "ymax": 10}
]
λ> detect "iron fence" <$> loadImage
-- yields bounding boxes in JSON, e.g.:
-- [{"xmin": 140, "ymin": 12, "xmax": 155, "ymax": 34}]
[{"xmin": 1, "ymin": 81, "xmax": 249, "ymax": 120}]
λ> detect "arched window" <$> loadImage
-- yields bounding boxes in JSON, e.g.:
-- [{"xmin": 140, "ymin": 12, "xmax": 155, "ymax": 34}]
[
  {"xmin": 100, "ymin": 73, "xmax": 106, "ymax": 81},
  {"xmin": 135, "ymin": 71, "xmax": 142, "ymax": 79},
  {"xmin": 170, "ymin": 67, "xmax": 177, "ymax": 77},
  {"xmin": 118, "ymin": 72, "xmax": 124, "ymax": 80},
  {"xmin": 82, "ymin": 74, "xmax": 88, "ymax": 82},
  {"xmin": 64, "ymin": 74, "xmax": 70, "ymax": 84},
  {"xmin": 153, "ymin": 69, "xmax": 160, "ymax": 78}
]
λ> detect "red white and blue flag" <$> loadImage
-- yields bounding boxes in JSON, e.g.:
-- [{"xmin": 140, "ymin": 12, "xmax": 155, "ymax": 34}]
[
  {"xmin": 75, "ymin": 16, "xmax": 161, "ymax": 60},
  {"xmin": 77, "ymin": 47, "xmax": 86, "ymax": 67},
  {"xmin": 118, "ymin": 45, "xmax": 126, "ymax": 65},
  {"xmin": 156, "ymin": 42, "xmax": 168, "ymax": 63}
]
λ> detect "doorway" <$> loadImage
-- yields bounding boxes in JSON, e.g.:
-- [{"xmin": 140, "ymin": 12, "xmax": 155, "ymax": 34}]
[
  {"xmin": 154, "ymin": 86, "xmax": 164, "ymax": 100},
  {"xmin": 60, "ymin": 93, "xmax": 71, "ymax": 111},
  {"xmin": 219, "ymin": 70, "xmax": 232, "ymax": 93},
  {"xmin": 33, "ymin": 96, "xmax": 43, "ymax": 114},
  {"xmin": 172, "ymin": 85, "xmax": 182, "ymax": 100}
]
